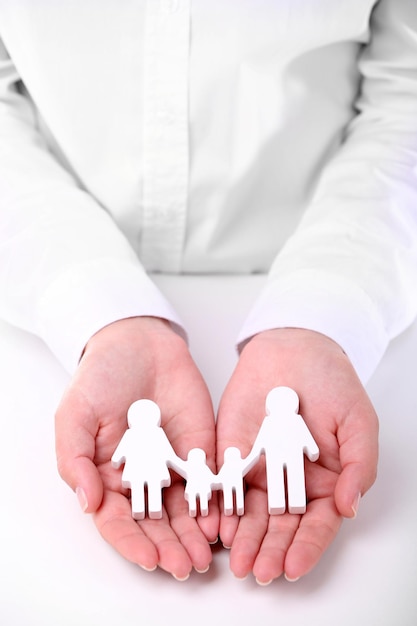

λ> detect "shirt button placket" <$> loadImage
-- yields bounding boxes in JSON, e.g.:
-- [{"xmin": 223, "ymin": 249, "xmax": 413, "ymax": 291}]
[{"xmin": 141, "ymin": 0, "xmax": 191, "ymax": 272}]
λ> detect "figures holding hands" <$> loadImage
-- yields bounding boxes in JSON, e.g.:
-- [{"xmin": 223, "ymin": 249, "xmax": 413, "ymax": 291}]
[{"xmin": 112, "ymin": 387, "xmax": 319, "ymax": 519}]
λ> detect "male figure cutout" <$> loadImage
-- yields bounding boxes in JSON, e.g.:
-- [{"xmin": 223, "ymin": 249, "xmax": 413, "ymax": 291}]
[
  {"xmin": 246, "ymin": 386, "xmax": 319, "ymax": 514},
  {"xmin": 111, "ymin": 399, "xmax": 187, "ymax": 519}
]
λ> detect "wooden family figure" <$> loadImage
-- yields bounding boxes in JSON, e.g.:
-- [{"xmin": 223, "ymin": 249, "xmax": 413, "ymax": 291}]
[{"xmin": 111, "ymin": 387, "xmax": 319, "ymax": 520}]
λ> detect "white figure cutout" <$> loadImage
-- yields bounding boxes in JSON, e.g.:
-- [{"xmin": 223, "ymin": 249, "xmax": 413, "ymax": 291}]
[
  {"xmin": 215, "ymin": 447, "xmax": 258, "ymax": 516},
  {"xmin": 245, "ymin": 386, "xmax": 319, "ymax": 514},
  {"xmin": 182, "ymin": 448, "xmax": 217, "ymax": 517},
  {"xmin": 111, "ymin": 399, "xmax": 187, "ymax": 520}
]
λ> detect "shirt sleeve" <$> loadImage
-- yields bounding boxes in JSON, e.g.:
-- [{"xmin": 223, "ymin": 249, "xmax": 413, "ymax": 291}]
[
  {"xmin": 238, "ymin": 0, "xmax": 417, "ymax": 384},
  {"xmin": 0, "ymin": 37, "xmax": 185, "ymax": 375}
]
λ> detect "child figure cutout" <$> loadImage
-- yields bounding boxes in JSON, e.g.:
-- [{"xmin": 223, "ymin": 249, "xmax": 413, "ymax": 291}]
[
  {"xmin": 182, "ymin": 448, "xmax": 217, "ymax": 517},
  {"xmin": 215, "ymin": 447, "xmax": 258, "ymax": 516},
  {"xmin": 111, "ymin": 399, "xmax": 187, "ymax": 519},
  {"xmin": 245, "ymin": 386, "xmax": 319, "ymax": 514}
]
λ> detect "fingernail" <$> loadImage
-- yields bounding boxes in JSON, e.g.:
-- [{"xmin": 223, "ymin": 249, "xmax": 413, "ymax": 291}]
[
  {"xmin": 209, "ymin": 537, "xmax": 219, "ymax": 545},
  {"xmin": 173, "ymin": 572, "xmax": 190, "ymax": 582},
  {"xmin": 256, "ymin": 578, "xmax": 273, "ymax": 586},
  {"xmin": 76, "ymin": 486, "xmax": 88, "ymax": 512},
  {"xmin": 139, "ymin": 563, "xmax": 157, "ymax": 572},
  {"xmin": 233, "ymin": 573, "xmax": 248, "ymax": 581},
  {"xmin": 195, "ymin": 565, "xmax": 210, "ymax": 574},
  {"xmin": 284, "ymin": 574, "xmax": 300, "ymax": 582},
  {"xmin": 351, "ymin": 492, "xmax": 361, "ymax": 518}
]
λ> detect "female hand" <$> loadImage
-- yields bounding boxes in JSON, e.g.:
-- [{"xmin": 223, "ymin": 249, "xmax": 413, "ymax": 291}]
[
  {"xmin": 216, "ymin": 328, "xmax": 378, "ymax": 584},
  {"xmin": 55, "ymin": 316, "xmax": 218, "ymax": 580}
]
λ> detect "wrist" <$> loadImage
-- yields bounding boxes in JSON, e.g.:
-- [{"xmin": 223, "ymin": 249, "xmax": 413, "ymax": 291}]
[
  {"xmin": 245, "ymin": 327, "xmax": 345, "ymax": 354},
  {"xmin": 81, "ymin": 316, "xmax": 179, "ymax": 359}
]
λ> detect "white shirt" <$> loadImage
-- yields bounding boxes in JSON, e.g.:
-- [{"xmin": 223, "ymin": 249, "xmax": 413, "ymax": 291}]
[{"xmin": 0, "ymin": 0, "xmax": 416, "ymax": 382}]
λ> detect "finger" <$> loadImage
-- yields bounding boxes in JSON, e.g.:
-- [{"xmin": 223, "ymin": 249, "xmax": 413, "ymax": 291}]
[
  {"xmin": 335, "ymin": 405, "xmax": 379, "ymax": 518},
  {"xmin": 227, "ymin": 488, "xmax": 269, "ymax": 579},
  {"xmin": 218, "ymin": 491, "xmax": 240, "ymax": 549},
  {"xmin": 55, "ymin": 386, "xmax": 104, "ymax": 512},
  {"xmin": 138, "ymin": 516, "xmax": 194, "ymax": 581},
  {"xmin": 252, "ymin": 513, "xmax": 301, "ymax": 585},
  {"xmin": 283, "ymin": 496, "xmax": 343, "ymax": 581},
  {"xmin": 93, "ymin": 490, "xmax": 159, "ymax": 573},
  {"xmin": 196, "ymin": 491, "xmax": 221, "ymax": 545},
  {"xmin": 335, "ymin": 461, "xmax": 373, "ymax": 519},
  {"xmin": 164, "ymin": 483, "xmax": 214, "ymax": 574}
]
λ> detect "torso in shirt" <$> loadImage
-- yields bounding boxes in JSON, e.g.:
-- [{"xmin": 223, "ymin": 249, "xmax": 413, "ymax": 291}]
[{"xmin": 0, "ymin": 0, "xmax": 377, "ymax": 273}]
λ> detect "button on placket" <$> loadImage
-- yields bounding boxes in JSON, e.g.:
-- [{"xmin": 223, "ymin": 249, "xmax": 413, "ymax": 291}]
[
  {"xmin": 141, "ymin": 0, "xmax": 190, "ymax": 272},
  {"xmin": 165, "ymin": 0, "xmax": 180, "ymax": 12}
]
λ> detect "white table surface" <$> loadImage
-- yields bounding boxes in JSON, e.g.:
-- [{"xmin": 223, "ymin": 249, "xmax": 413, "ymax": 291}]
[{"xmin": 1, "ymin": 274, "xmax": 416, "ymax": 626}]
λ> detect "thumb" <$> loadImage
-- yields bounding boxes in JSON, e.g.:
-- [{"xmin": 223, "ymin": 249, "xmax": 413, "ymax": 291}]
[
  {"xmin": 55, "ymin": 386, "xmax": 104, "ymax": 513},
  {"xmin": 334, "ymin": 406, "xmax": 379, "ymax": 518}
]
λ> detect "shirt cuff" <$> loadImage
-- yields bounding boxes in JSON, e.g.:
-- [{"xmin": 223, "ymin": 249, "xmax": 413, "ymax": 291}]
[
  {"xmin": 237, "ymin": 270, "xmax": 390, "ymax": 384},
  {"xmin": 35, "ymin": 259, "xmax": 186, "ymax": 374}
]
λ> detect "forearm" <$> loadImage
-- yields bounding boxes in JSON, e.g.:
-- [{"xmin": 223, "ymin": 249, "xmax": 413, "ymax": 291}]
[
  {"xmin": 0, "ymin": 40, "xmax": 185, "ymax": 374},
  {"xmin": 238, "ymin": 0, "xmax": 417, "ymax": 384}
]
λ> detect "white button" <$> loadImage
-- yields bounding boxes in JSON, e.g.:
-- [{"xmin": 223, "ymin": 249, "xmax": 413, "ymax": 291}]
[{"xmin": 164, "ymin": 0, "xmax": 179, "ymax": 13}]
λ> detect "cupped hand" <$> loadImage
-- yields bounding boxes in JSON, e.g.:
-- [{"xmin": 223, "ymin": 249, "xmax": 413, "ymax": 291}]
[
  {"xmin": 55, "ymin": 316, "xmax": 218, "ymax": 580},
  {"xmin": 216, "ymin": 328, "xmax": 379, "ymax": 584}
]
